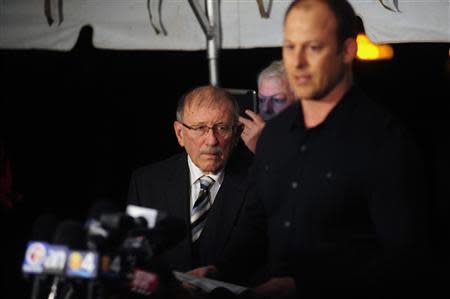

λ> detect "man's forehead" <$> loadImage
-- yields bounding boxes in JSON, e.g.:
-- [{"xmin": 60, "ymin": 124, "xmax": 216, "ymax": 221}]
[
  {"xmin": 284, "ymin": 2, "xmax": 337, "ymax": 41},
  {"xmin": 183, "ymin": 98, "xmax": 232, "ymax": 119},
  {"xmin": 285, "ymin": 1, "xmax": 335, "ymax": 26}
]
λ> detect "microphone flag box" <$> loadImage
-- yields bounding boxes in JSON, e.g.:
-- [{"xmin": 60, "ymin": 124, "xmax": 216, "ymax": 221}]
[
  {"xmin": 126, "ymin": 205, "xmax": 158, "ymax": 228},
  {"xmin": 130, "ymin": 268, "xmax": 159, "ymax": 295},
  {"xmin": 66, "ymin": 250, "xmax": 99, "ymax": 279},
  {"xmin": 22, "ymin": 241, "xmax": 48, "ymax": 274},
  {"xmin": 42, "ymin": 244, "xmax": 69, "ymax": 274},
  {"xmin": 22, "ymin": 241, "xmax": 69, "ymax": 274}
]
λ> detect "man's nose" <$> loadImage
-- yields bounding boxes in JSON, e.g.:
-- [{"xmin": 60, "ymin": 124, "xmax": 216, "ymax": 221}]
[
  {"xmin": 204, "ymin": 127, "xmax": 219, "ymax": 145},
  {"xmin": 263, "ymin": 98, "xmax": 274, "ymax": 113},
  {"xmin": 294, "ymin": 49, "xmax": 307, "ymax": 68}
]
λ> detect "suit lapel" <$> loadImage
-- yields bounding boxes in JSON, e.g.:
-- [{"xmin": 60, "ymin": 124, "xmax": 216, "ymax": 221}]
[
  {"xmin": 161, "ymin": 153, "xmax": 194, "ymax": 269},
  {"xmin": 164, "ymin": 153, "xmax": 191, "ymax": 223},
  {"xmin": 202, "ymin": 169, "xmax": 247, "ymax": 254}
]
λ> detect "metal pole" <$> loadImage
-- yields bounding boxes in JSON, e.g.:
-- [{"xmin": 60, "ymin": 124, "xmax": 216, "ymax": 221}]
[
  {"xmin": 206, "ymin": 0, "xmax": 220, "ymax": 86},
  {"xmin": 188, "ymin": 0, "xmax": 221, "ymax": 86}
]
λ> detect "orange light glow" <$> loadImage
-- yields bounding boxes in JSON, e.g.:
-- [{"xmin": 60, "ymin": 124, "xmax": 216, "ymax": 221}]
[{"xmin": 356, "ymin": 34, "xmax": 394, "ymax": 61}]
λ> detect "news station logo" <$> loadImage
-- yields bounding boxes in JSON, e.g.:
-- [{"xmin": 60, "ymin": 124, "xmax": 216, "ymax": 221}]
[
  {"xmin": 42, "ymin": 245, "xmax": 69, "ymax": 274},
  {"xmin": 66, "ymin": 251, "xmax": 99, "ymax": 279},
  {"xmin": 22, "ymin": 242, "xmax": 68, "ymax": 274},
  {"xmin": 22, "ymin": 241, "xmax": 48, "ymax": 274}
]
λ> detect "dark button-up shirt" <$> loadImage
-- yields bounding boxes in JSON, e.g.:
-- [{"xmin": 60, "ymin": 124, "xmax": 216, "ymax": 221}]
[{"xmin": 223, "ymin": 85, "xmax": 429, "ymax": 297}]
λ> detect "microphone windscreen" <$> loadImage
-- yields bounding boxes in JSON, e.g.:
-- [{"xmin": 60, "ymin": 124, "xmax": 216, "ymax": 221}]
[
  {"xmin": 52, "ymin": 220, "xmax": 86, "ymax": 250},
  {"xmin": 32, "ymin": 213, "xmax": 60, "ymax": 242}
]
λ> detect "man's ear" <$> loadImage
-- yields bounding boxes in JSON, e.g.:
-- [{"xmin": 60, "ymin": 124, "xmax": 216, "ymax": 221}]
[
  {"xmin": 343, "ymin": 37, "xmax": 357, "ymax": 64},
  {"xmin": 174, "ymin": 121, "xmax": 185, "ymax": 147}
]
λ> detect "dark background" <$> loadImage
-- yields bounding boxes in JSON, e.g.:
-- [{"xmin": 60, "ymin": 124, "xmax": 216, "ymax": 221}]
[{"xmin": 1, "ymin": 26, "xmax": 449, "ymax": 298}]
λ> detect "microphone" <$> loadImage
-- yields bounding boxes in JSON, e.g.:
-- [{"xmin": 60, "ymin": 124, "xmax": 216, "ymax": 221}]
[
  {"xmin": 113, "ymin": 216, "xmax": 186, "ymax": 298},
  {"xmin": 126, "ymin": 204, "xmax": 166, "ymax": 229},
  {"xmin": 130, "ymin": 216, "xmax": 186, "ymax": 255},
  {"xmin": 83, "ymin": 200, "xmax": 145, "ymax": 298},
  {"xmin": 87, "ymin": 198, "xmax": 121, "ymax": 220},
  {"xmin": 100, "ymin": 213, "xmax": 148, "ymax": 232},
  {"xmin": 53, "ymin": 220, "xmax": 87, "ymax": 249},
  {"xmin": 85, "ymin": 199, "xmax": 149, "ymax": 252},
  {"xmin": 31, "ymin": 213, "xmax": 60, "ymax": 243},
  {"xmin": 22, "ymin": 213, "xmax": 60, "ymax": 299},
  {"xmin": 85, "ymin": 199, "xmax": 121, "ymax": 251},
  {"xmin": 83, "ymin": 202, "xmax": 186, "ymax": 298},
  {"xmin": 47, "ymin": 220, "xmax": 86, "ymax": 299},
  {"xmin": 122, "ymin": 216, "xmax": 187, "ymax": 266}
]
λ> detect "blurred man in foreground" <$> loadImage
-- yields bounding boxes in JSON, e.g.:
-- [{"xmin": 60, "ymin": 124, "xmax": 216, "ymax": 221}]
[{"xmin": 191, "ymin": 1, "xmax": 430, "ymax": 298}]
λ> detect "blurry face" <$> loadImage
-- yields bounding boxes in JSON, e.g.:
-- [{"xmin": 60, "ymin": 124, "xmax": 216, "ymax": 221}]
[
  {"xmin": 282, "ymin": 1, "xmax": 353, "ymax": 101},
  {"xmin": 174, "ymin": 99, "xmax": 237, "ymax": 174},
  {"xmin": 258, "ymin": 77, "xmax": 295, "ymax": 120}
]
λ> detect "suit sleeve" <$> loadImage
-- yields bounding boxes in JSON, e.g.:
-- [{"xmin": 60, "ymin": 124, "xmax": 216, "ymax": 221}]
[{"xmin": 215, "ymin": 156, "xmax": 269, "ymax": 286}]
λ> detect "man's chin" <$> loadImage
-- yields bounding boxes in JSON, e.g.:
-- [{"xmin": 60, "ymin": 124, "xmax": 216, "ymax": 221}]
[
  {"xmin": 200, "ymin": 162, "xmax": 223, "ymax": 174},
  {"xmin": 201, "ymin": 153, "xmax": 224, "ymax": 162}
]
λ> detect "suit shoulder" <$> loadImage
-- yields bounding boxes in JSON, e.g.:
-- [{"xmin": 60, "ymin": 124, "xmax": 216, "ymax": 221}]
[{"xmin": 131, "ymin": 152, "xmax": 186, "ymax": 180}]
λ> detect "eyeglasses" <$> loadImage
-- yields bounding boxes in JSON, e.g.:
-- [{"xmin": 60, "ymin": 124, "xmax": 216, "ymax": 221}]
[
  {"xmin": 179, "ymin": 122, "xmax": 237, "ymax": 138},
  {"xmin": 258, "ymin": 94, "xmax": 288, "ymax": 106}
]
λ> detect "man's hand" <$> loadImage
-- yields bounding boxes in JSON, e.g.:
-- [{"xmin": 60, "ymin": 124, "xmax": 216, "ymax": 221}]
[
  {"xmin": 251, "ymin": 277, "xmax": 297, "ymax": 299},
  {"xmin": 187, "ymin": 265, "xmax": 218, "ymax": 278},
  {"xmin": 239, "ymin": 110, "xmax": 266, "ymax": 153},
  {"xmin": 181, "ymin": 265, "xmax": 219, "ymax": 290}
]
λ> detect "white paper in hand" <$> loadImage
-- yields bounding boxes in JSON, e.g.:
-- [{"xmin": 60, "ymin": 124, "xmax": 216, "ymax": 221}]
[{"xmin": 173, "ymin": 271, "xmax": 248, "ymax": 295}]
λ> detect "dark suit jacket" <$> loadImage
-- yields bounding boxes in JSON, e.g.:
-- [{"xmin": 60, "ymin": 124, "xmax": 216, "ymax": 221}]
[{"xmin": 127, "ymin": 150, "xmax": 251, "ymax": 272}]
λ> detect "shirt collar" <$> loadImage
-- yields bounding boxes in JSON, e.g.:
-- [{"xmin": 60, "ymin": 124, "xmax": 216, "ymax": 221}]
[
  {"xmin": 187, "ymin": 155, "xmax": 224, "ymax": 186},
  {"xmin": 286, "ymin": 84, "xmax": 358, "ymax": 133}
]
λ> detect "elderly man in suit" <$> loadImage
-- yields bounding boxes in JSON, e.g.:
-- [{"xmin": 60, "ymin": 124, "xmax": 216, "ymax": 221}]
[{"xmin": 127, "ymin": 85, "xmax": 250, "ymax": 273}]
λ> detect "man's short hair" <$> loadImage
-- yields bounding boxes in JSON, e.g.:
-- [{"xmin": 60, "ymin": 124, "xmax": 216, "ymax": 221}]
[
  {"xmin": 284, "ymin": 0, "xmax": 358, "ymax": 48},
  {"xmin": 176, "ymin": 85, "xmax": 240, "ymax": 123}
]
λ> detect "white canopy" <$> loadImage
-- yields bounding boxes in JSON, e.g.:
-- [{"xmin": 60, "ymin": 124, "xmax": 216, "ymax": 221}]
[{"xmin": 1, "ymin": 0, "xmax": 449, "ymax": 51}]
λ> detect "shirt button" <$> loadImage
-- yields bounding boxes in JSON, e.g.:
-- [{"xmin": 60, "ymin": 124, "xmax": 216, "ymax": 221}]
[
  {"xmin": 325, "ymin": 171, "xmax": 333, "ymax": 179},
  {"xmin": 264, "ymin": 164, "xmax": 270, "ymax": 171},
  {"xmin": 291, "ymin": 181, "xmax": 299, "ymax": 189},
  {"xmin": 300, "ymin": 144, "xmax": 307, "ymax": 152},
  {"xmin": 283, "ymin": 221, "xmax": 291, "ymax": 228}
]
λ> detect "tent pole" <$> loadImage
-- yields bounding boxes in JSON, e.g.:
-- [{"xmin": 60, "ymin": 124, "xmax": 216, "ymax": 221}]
[
  {"xmin": 188, "ymin": 0, "xmax": 221, "ymax": 86},
  {"xmin": 206, "ymin": 0, "xmax": 220, "ymax": 86}
]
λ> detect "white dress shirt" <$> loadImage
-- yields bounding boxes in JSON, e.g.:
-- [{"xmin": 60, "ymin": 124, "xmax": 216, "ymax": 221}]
[{"xmin": 187, "ymin": 156, "xmax": 224, "ymax": 211}]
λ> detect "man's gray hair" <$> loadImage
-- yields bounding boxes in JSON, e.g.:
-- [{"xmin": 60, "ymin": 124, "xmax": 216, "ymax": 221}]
[
  {"xmin": 257, "ymin": 60, "xmax": 289, "ymax": 88},
  {"xmin": 176, "ymin": 85, "xmax": 240, "ymax": 123}
]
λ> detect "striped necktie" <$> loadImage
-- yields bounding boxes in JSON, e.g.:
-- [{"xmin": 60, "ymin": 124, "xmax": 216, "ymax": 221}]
[{"xmin": 191, "ymin": 176, "xmax": 214, "ymax": 242}]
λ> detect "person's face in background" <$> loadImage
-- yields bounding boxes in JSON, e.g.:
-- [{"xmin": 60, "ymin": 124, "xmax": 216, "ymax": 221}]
[
  {"xmin": 258, "ymin": 76, "xmax": 295, "ymax": 120},
  {"xmin": 282, "ymin": 1, "xmax": 353, "ymax": 101},
  {"xmin": 174, "ymin": 98, "xmax": 237, "ymax": 174}
]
